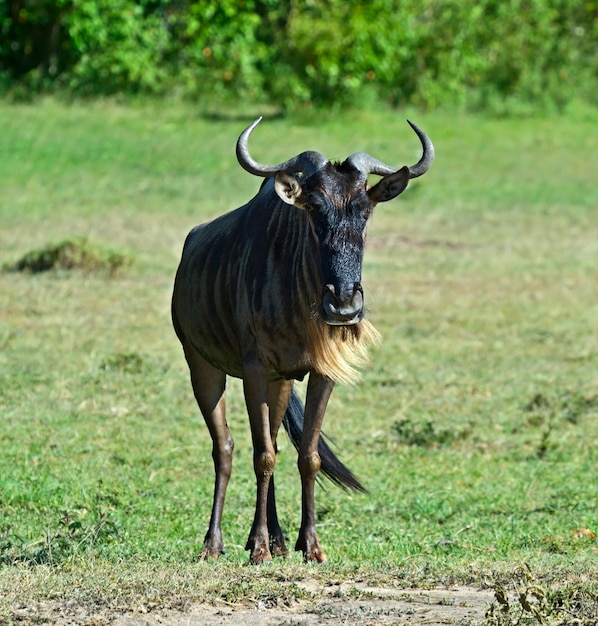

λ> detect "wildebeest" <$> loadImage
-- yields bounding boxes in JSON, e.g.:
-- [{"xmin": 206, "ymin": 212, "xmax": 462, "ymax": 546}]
[{"xmin": 172, "ymin": 117, "xmax": 434, "ymax": 563}]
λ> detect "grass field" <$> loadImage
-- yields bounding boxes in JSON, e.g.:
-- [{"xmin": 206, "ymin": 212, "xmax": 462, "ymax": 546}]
[{"xmin": 0, "ymin": 100, "xmax": 597, "ymax": 624}]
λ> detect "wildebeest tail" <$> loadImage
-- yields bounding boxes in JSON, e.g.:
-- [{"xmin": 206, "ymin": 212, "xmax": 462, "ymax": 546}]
[{"xmin": 282, "ymin": 389, "xmax": 366, "ymax": 493}]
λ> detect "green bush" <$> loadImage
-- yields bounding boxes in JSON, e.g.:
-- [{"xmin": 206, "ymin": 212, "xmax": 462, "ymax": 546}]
[
  {"xmin": 1, "ymin": 0, "xmax": 597, "ymax": 112},
  {"xmin": 63, "ymin": 0, "xmax": 170, "ymax": 95}
]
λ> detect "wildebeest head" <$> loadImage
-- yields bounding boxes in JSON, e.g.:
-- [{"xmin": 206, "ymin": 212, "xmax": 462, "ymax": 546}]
[{"xmin": 237, "ymin": 117, "xmax": 434, "ymax": 326}]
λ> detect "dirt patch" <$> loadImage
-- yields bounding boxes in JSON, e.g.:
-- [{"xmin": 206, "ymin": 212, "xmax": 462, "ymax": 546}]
[{"xmin": 106, "ymin": 584, "xmax": 494, "ymax": 626}]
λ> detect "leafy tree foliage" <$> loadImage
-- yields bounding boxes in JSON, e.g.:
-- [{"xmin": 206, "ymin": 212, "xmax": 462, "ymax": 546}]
[{"xmin": 1, "ymin": 0, "xmax": 597, "ymax": 112}]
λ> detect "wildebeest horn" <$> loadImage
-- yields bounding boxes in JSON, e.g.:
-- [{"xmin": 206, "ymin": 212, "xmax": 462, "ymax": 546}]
[
  {"xmin": 345, "ymin": 120, "xmax": 434, "ymax": 179},
  {"xmin": 237, "ymin": 117, "xmax": 329, "ymax": 178}
]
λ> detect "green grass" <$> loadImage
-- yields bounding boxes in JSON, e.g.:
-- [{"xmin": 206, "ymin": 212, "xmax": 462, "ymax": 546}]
[{"xmin": 1, "ymin": 100, "xmax": 597, "ymax": 621}]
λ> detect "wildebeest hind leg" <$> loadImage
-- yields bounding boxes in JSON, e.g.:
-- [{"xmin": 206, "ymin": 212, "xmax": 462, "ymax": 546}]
[
  {"xmin": 183, "ymin": 344, "xmax": 231, "ymax": 561},
  {"xmin": 266, "ymin": 378, "xmax": 294, "ymax": 557},
  {"xmin": 266, "ymin": 474, "xmax": 288, "ymax": 557}
]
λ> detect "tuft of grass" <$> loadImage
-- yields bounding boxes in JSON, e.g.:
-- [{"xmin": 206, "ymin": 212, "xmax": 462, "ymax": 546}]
[
  {"xmin": 3, "ymin": 237, "xmax": 131, "ymax": 275},
  {"xmin": 391, "ymin": 417, "xmax": 474, "ymax": 448},
  {"xmin": 0, "ymin": 505, "xmax": 118, "ymax": 567},
  {"xmin": 100, "ymin": 351, "xmax": 145, "ymax": 374},
  {"xmin": 483, "ymin": 564, "xmax": 598, "ymax": 625}
]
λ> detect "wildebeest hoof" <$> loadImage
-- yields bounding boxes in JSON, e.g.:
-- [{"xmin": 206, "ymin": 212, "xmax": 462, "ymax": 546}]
[
  {"xmin": 270, "ymin": 536, "xmax": 290, "ymax": 558},
  {"xmin": 249, "ymin": 545, "xmax": 273, "ymax": 565},
  {"xmin": 305, "ymin": 547, "xmax": 327, "ymax": 563},
  {"xmin": 198, "ymin": 538, "xmax": 225, "ymax": 561},
  {"xmin": 198, "ymin": 547, "xmax": 222, "ymax": 561}
]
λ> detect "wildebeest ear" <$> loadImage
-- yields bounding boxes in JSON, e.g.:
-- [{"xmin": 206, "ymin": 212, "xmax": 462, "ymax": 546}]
[
  {"xmin": 274, "ymin": 172, "xmax": 306, "ymax": 207},
  {"xmin": 368, "ymin": 166, "xmax": 410, "ymax": 204}
]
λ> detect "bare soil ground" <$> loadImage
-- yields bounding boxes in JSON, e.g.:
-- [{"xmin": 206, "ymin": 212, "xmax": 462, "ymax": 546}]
[{"xmin": 9, "ymin": 584, "xmax": 495, "ymax": 625}]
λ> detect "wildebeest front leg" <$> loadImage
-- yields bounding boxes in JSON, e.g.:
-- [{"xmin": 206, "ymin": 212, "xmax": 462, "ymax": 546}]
[
  {"xmin": 296, "ymin": 372, "xmax": 335, "ymax": 563},
  {"xmin": 243, "ymin": 360, "xmax": 277, "ymax": 563},
  {"xmin": 183, "ymin": 345, "xmax": 231, "ymax": 561}
]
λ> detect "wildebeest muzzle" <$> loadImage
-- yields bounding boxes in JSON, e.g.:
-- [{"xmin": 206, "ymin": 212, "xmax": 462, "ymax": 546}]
[{"xmin": 321, "ymin": 283, "xmax": 364, "ymax": 326}]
